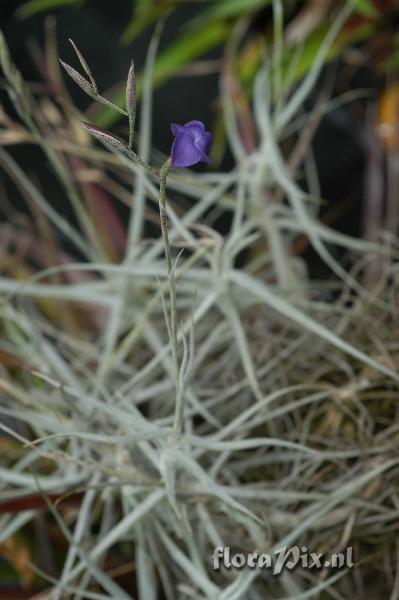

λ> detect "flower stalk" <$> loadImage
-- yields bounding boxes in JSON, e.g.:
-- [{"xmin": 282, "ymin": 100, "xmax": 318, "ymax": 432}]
[
  {"xmin": 158, "ymin": 157, "xmax": 184, "ymax": 436},
  {"xmin": 60, "ymin": 41, "xmax": 211, "ymax": 439}
]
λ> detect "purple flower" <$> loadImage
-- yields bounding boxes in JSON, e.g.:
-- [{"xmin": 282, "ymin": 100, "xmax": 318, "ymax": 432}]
[{"xmin": 170, "ymin": 120, "xmax": 212, "ymax": 167}]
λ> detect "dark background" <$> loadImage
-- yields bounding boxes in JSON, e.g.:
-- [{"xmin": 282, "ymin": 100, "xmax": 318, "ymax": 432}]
[
  {"xmin": 1, "ymin": 0, "xmax": 378, "ymax": 276},
  {"xmin": 1, "ymin": 0, "xmax": 220, "ymax": 158}
]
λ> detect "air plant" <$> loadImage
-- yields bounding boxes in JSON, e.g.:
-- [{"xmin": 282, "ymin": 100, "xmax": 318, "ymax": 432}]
[{"xmin": 2, "ymin": 5, "xmax": 399, "ymax": 596}]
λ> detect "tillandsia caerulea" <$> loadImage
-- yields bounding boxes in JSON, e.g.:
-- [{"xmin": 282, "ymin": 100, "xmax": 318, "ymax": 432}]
[
  {"xmin": 170, "ymin": 120, "xmax": 212, "ymax": 167},
  {"xmin": 60, "ymin": 39, "xmax": 212, "ymax": 438}
]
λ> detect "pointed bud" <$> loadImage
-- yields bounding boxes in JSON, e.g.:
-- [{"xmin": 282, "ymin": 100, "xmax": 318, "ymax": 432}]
[
  {"xmin": 81, "ymin": 121, "xmax": 129, "ymax": 155},
  {"xmin": 59, "ymin": 59, "xmax": 96, "ymax": 98},
  {"xmin": 126, "ymin": 60, "xmax": 136, "ymax": 149},
  {"xmin": 68, "ymin": 38, "xmax": 98, "ymax": 94}
]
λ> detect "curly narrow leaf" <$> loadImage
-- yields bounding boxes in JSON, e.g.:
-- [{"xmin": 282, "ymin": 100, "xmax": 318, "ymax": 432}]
[
  {"xmin": 68, "ymin": 38, "xmax": 98, "ymax": 94},
  {"xmin": 126, "ymin": 60, "xmax": 136, "ymax": 149},
  {"xmin": 59, "ymin": 59, "xmax": 96, "ymax": 98}
]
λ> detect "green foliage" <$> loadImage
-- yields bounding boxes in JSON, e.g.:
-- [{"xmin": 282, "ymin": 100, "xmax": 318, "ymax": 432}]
[
  {"xmin": 121, "ymin": 0, "xmax": 170, "ymax": 45},
  {"xmin": 16, "ymin": 0, "xmax": 83, "ymax": 19},
  {"xmin": 355, "ymin": 0, "xmax": 379, "ymax": 17}
]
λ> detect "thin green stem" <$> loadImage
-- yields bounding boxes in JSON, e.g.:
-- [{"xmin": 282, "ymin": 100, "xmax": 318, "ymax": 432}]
[{"xmin": 158, "ymin": 157, "xmax": 184, "ymax": 437}]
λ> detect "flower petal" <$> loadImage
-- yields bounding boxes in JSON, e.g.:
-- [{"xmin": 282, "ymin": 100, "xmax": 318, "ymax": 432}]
[
  {"xmin": 171, "ymin": 132, "xmax": 204, "ymax": 167},
  {"xmin": 194, "ymin": 130, "xmax": 212, "ymax": 156},
  {"xmin": 170, "ymin": 120, "xmax": 212, "ymax": 167},
  {"xmin": 171, "ymin": 123, "xmax": 186, "ymax": 136},
  {"xmin": 184, "ymin": 120, "xmax": 205, "ymax": 131}
]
